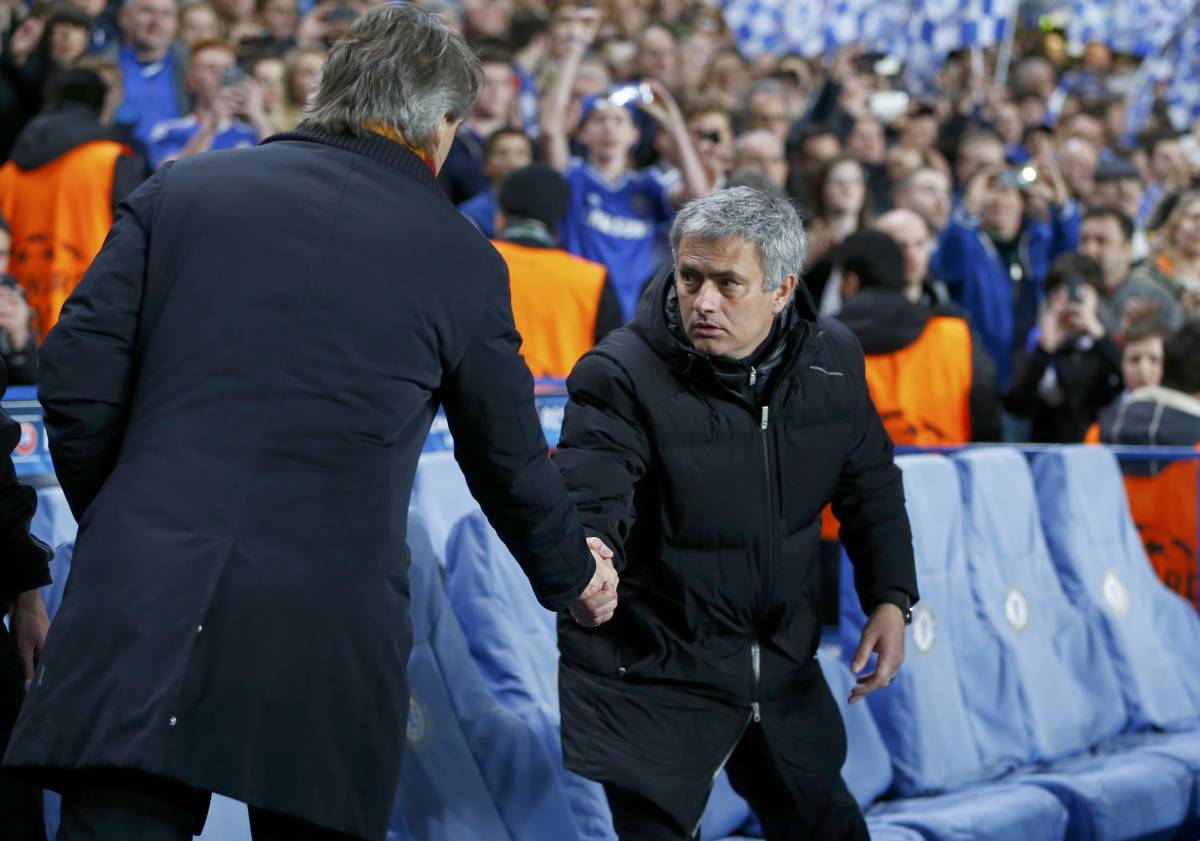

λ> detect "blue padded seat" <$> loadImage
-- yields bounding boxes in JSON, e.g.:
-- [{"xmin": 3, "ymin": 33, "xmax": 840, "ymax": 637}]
[
  {"xmin": 819, "ymin": 643, "xmax": 1068, "ymax": 841},
  {"xmin": 390, "ymin": 511, "xmax": 582, "ymax": 840},
  {"xmin": 409, "ymin": 452, "xmax": 480, "ymax": 568},
  {"xmin": 1032, "ymin": 447, "xmax": 1200, "ymax": 731},
  {"xmin": 953, "ymin": 448, "xmax": 1192, "ymax": 841},
  {"xmin": 839, "ymin": 454, "xmax": 1017, "ymax": 793},
  {"xmin": 445, "ymin": 511, "xmax": 616, "ymax": 841}
]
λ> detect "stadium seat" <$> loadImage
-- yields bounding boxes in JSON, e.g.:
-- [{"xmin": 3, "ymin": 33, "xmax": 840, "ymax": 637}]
[
  {"xmin": 445, "ymin": 511, "xmax": 615, "ymax": 841},
  {"xmin": 444, "ymin": 510, "xmax": 760, "ymax": 841},
  {"xmin": 954, "ymin": 448, "xmax": 1128, "ymax": 760},
  {"xmin": 837, "ymin": 454, "xmax": 1070, "ymax": 841},
  {"xmin": 31, "ymin": 484, "xmax": 76, "ymax": 551},
  {"xmin": 954, "ymin": 448, "xmax": 1194, "ymax": 841},
  {"xmin": 390, "ymin": 510, "xmax": 583, "ymax": 840},
  {"xmin": 1031, "ymin": 447, "xmax": 1200, "ymax": 731},
  {"xmin": 818, "ymin": 644, "xmax": 1068, "ymax": 841},
  {"xmin": 839, "ymin": 454, "xmax": 1014, "ymax": 793},
  {"xmin": 409, "ymin": 452, "xmax": 480, "ymax": 568}
]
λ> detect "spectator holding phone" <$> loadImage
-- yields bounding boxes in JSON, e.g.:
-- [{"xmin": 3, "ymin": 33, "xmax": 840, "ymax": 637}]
[
  {"xmin": 147, "ymin": 39, "xmax": 269, "ymax": 166},
  {"xmin": 540, "ymin": 7, "xmax": 710, "ymax": 320},
  {"xmin": 933, "ymin": 161, "xmax": 1080, "ymax": 396},
  {"xmin": 1003, "ymin": 253, "xmax": 1123, "ymax": 443}
]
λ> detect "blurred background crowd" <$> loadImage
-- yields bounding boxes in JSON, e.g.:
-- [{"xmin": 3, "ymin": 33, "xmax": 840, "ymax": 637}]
[{"xmin": 2, "ymin": 0, "xmax": 1200, "ymax": 447}]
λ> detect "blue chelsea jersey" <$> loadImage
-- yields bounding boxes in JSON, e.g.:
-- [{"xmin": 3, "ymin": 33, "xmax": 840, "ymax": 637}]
[{"xmin": 561, "ymin": 157, "xmax": 678, "ymax": 321}]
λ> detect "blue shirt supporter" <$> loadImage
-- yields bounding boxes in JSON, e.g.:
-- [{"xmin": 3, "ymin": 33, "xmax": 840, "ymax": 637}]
[
  {"xmin": 119, "ymin": 44, "xmax": 182, "ymax": 147},
  {"xmin": 561, "ymin": 156, "xmax": 677, "ymax": 321},
  {"xmin": 459, "ymin": 189, "xmax": 497, "ymax": 238},
  {"xmin": 147, "ymin": 115, "xmax": 257, "ymax": 167}
]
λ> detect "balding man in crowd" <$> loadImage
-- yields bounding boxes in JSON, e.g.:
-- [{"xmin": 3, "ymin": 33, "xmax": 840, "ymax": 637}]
[
  {"xmin": 734, "ymin": 129, "xmax": 787, "ymax": 191},
  {"xmin": 876, "ymin": 208, "xmax": 939, "ymax": 306},
  {"xmin": 894, "ymin": 166, "xmax": 952, "ymax": 235}
]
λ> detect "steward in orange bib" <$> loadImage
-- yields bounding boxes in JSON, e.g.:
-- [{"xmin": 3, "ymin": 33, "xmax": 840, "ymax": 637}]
[
  {"xmin": 0, "ymin": 69, "xmax": 144, "ymax": 340},
  {"xmin": 835, "ymin": 230, "xmax": 1001, "ymax": 446},
  {"xmin": 492, "ymin": 164, "xmax": 621, "ymax": 379}
]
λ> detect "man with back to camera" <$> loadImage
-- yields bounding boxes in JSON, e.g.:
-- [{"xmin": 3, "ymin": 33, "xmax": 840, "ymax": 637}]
[
  {"xmin": 553, "ymin": 186, "xmax": 919, "ymax": 840},
  {"xmin": 3, "ymin": 7, "xmax": 619, "ymax": 841}
]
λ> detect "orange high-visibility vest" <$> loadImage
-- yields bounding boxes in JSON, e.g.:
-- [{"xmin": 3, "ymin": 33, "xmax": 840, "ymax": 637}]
[
  {"xmin": 1122, "ymin": 457, "xmax": 1199, "ymax": 606},
  {"xmin": 862, "ymin": 315, "xmax": 974, "ymax": 446},
  {"xmin": 820, "ymin": 315, "xmax": 974, "ymax": 542},
  {"xmin": 492, "ymin": 240, "xmax": 607, "ymax": 379},
  {"xmin": 0, "ymin": 140, "xmax": 129, "ymax": 339}
]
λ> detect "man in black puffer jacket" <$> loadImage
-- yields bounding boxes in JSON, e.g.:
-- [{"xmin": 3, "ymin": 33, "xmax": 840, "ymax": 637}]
[{"xmin": 554, "ymin": 186, "xmax": 919, "ymax": 841}]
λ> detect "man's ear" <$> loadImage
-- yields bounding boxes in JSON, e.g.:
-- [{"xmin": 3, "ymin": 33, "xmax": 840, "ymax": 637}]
[{"xmin": 773, "ymin": 273, "xmax": 798, "ymax": 313}]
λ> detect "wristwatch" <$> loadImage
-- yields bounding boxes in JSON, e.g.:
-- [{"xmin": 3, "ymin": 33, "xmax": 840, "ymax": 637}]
[{"xmin": 876, "ymin": 589, "xmax": 913, "ymax": 626}]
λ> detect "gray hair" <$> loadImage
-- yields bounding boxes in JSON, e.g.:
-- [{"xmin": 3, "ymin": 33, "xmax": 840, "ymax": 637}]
[
  {"xmin": 670, "ymin": 187, "xmax": 806, "ymax": 292},
  {"xmin": 303, "ymin": 4, "xmax": 481, "ymax": 152}
]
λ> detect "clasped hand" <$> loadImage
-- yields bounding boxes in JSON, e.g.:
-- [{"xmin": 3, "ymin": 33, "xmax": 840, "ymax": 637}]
[{"xmin": 568, "ymin": 537, "xmax": 619, "ymax": 627}]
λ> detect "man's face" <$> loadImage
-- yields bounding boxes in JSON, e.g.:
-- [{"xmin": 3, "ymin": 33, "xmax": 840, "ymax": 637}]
[
  {"xmin": 474, "ymin": 61, "xmax": 514, "ymax": 122},
  {"xmin": 897, "ymin": 168, "xmax": 951, "ymax": 232},
  {"xmin": 1122, "ymin": 336, "xmax": 1164, "ymax": 391},
  {"xmin": 676, "ymin": 235, "xmax": 794, "ymax": 360},
  {"xmin": 801, "ymin": 133, "xmax": 840, "ymax": 177},
  {"xmin": 638, "ymin": 26, "xmax": 678, "ymax": 88},
  {"xmin": 1151, "ymin": 139, "xmax": 1187, "ymax": 186},
  {"xmin": 0, "ymin": 229, "xmax": 10, "ymax": 275},
  {"xmin": 957, "ymin": 138, "xmax": 1004, "ymax": 186},
  {"xmin": 745, "ymin": 92, "xmax": 789, "ymax": 140},
  {"xmin": 464, "ymin": 0, "xmax": 512, "ymax": 38},
  {"xmin": 50, "ymin": 22, "xmax": 90, "ymax": 64},
  {"xmin": 847, "ymin": 118, "xmax": 885, "ymax": 164},
  {"xmin": 823, "ymin": 159, "xmax": 865, "ymax": 216},
  {"xmin": 1078, "ymin": 216, "xmax": 1132, "ymax": 291},
  {"xmin": 260, "ymin": 0, "xmax": 298, "ymax": 39},
  {"xmin": 123, "ymin": 0, "xmax": 177, "ymax": 54},
  {"xmin": 1092, "ymin": 178, "xmax": 1143, "ymax": 222},
  {"xmin": 735, "ymin": 131, "xmax": 787, "ymax": 189},
  {"xmin": 981, "ymin": 186, "xmax": 1023, "ymax": 242},
  {"xmin": 179, "ymin": 4, "xmax": 218, "ymax": 46},
  {"xmin": 580, "ymin": 105, "xmax": 638, "ymax": 162},
  {"xmin": 484, "ymin": 135, "xmax": 532, "ymax": 184},
  {"xmin": 689, "ymin": 111, "xmax": 734, "ymax": 178},
  {"xmin": 187, "ymin": 46, "xmax": 234, "ymax": 101},
  {"xmin": 877, "ymin": 211, "xmax": 932, "ymax": 289}
]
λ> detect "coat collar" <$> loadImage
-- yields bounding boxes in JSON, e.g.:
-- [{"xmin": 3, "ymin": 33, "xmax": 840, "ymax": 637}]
[{"xmin": 262, "ymin": 124, "xmax": 445, "ymax": 197}]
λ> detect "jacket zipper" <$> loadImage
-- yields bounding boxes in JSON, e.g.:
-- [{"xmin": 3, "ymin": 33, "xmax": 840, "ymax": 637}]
[
  {"xmin": 690, "ymin": 640, "xmax": 762, "ymax": 838},
  {"xmin": 759, "ymin": 404, "xmax": 776, "ymax": 616}
]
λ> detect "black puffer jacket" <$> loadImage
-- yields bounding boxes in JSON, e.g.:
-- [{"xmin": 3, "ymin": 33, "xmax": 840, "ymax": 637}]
[{"xmin": 552, "ymin": 269, "xmax": 917, "ymax": 817}]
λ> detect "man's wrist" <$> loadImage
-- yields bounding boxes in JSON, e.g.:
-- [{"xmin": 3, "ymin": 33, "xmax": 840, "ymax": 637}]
[{"xmin": 874, "ymin": 589, "xmax": 913, "ymax": 625}]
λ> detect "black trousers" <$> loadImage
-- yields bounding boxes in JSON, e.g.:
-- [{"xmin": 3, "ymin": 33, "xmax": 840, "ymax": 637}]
[
  {"xmin": 0, "ymin": 622, "xmax": 46, "ymax": 841},
  {"xmin": 604, "ymin": 723, "xmax": 870, "ymax": 841},
  {"xmin": 54, "ymin": 770, "xmax": 364, "ymax": 841}
]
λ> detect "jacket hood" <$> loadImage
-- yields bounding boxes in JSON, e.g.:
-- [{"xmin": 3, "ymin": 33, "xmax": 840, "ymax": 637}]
[
  {"xmin": 836, "ymin": 287, "xmax": 931, "ymax": 355},
  {"xmin": 10, "ymin": 104, "xmax": 120, "ymax": 170},
  {"xmin": 1108, "ymin": 386, "xmax": 1200, "ymax": 448}
]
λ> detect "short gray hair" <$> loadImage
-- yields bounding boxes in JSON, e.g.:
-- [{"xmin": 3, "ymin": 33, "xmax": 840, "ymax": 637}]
[
  {"xmin": 304, "ymin": 4, "xmax": 481, "ymax": 152},
  {"xmin": 670, "ymin": 187, "xmax": 806, "ymax": 292}
]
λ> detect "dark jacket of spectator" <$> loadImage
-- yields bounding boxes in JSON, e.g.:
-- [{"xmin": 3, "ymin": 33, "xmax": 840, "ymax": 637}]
[
  {"xmin": 1004, "ymin": 333, "xmax": 1123, "ymax": 443},
  {"xmin": 4, "ymin": 128, "xmax": 596, "ymax": 840},
  {"xmin": 552, "ymin": 268, "xmax": 916, "ymax": 830}
]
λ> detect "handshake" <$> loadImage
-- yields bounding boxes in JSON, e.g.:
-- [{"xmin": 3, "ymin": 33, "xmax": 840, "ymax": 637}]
[{"xmin": 567, "ymin": 537, "xmax": 620, "ymax": 627}]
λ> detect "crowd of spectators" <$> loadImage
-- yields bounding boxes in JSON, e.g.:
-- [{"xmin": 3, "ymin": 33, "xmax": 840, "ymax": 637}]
[{"xmin": 1, "ymin": 0, "xmax": 1200, "ymax": 446}]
